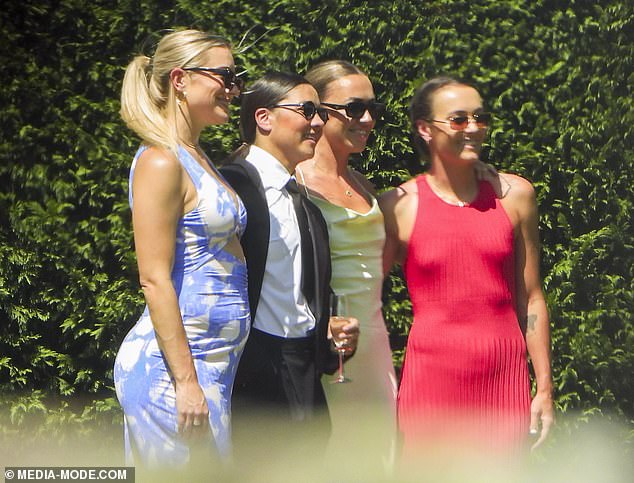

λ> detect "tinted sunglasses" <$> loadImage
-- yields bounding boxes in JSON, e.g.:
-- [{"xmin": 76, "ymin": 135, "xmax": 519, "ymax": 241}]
[
  {"xmin": 321, "ymin": 100, "xmax": 386, "ymax": 120},
  {"xmin": 183, "ymin": 67, "xmax": 245, "ymax": 92},
  {"xmin": 428, "ymin": 112, "xmax": 492, "ymax": 131},
  {"xmin": 268, "ymin": 101, "xmax": 329, "ymax": 123}
]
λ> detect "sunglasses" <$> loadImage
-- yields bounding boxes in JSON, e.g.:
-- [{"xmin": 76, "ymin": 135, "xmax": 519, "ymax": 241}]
[
  {"xmin": 268, "ymin": 101, "xmax": 329, "ymax": 123},
  {"xmin": 428, "ymin": 112, "xmax": 492, "ymax": 131},
  {"xmin": 321, "ymin": 100, "xmax": 386, "ymax": 120},
  {"xmin": 183, "ymin": 67, "xmax": 245, "ymax": 92}
]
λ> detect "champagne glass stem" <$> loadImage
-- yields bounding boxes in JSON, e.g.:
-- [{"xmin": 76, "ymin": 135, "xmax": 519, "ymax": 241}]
[
  {"xmin": 337, "ymin": 349, "xmax": 345, "ymax": 382},
  {"xmin": 331, "ymin": 295, "xmax": 351, "ymax": 384}
]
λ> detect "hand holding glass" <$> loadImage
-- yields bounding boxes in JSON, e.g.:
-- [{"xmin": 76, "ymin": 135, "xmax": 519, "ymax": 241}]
[{"xmin": 330, "ymin": 316, "xmax": 351, "ymax": 383}]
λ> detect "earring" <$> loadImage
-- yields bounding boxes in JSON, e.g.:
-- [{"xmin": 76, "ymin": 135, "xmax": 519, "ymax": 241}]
[{"xmin": 176, "ymin": 90, "xmax": 187, "ymax": 105}]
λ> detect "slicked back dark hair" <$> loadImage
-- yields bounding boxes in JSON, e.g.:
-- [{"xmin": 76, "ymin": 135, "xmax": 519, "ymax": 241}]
[{"xmin": 239, "ymin": 71, "xmax": 311, "ymax": 143}]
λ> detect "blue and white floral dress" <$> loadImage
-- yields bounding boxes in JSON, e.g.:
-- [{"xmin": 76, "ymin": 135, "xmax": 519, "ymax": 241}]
[{"xmin": 114, "ymin": 146, "xmax": 250, "ymax": 466}]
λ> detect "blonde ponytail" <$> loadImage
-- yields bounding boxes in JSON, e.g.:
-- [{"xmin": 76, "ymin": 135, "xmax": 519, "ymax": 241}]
[
  {"xmin": 119, "ymin": 30, "xmax": 231, "ymax": 155},
  {"xmin": 120, "ymin": 54, "xmax": 177, "ymax": 153}
]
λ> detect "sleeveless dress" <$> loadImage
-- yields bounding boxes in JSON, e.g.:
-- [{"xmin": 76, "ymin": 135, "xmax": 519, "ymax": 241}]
[
  {"xmin": 305, "ymin": 181, "xmax": 397, "ymax": 467},
  {"xmin": 113, "ymin": 146, "xmax": 250, "ymax": 466},
  {"xmin": 397, "ymin": 175, "xmax": 530, "ymax": 455}
]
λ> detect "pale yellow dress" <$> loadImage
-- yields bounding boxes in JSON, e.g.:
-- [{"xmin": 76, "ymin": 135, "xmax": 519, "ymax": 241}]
[{"xmin": 300, "ymin": 173, "xmax": 397, "ymax": 468}]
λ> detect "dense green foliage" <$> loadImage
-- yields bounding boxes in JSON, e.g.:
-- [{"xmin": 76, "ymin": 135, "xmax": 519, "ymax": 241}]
[{"xmin": 1, "ymin": 0, "xmax": 632, "ymax": 452}]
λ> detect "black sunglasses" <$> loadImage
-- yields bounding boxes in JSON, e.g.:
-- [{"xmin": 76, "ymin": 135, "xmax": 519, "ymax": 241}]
[
  {"xmin": 321, "ymin": 100, "xmax": 386, "ymax": 120},
  {"xmin": 183, "ymin": 67, "xmax": 245, "ymax": 92},
  {"xmin": 268, "ymin": 101, "xmax": 329, "ymax": 123},
  {"xmin": 427, "ymin": 112, "xmax": 492, "ymax": 131}
]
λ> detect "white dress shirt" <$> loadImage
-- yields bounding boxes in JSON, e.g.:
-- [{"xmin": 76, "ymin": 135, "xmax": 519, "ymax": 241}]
[{"xmin": 244, "ymin": 145, "xmax": 316, "ymax": 338}]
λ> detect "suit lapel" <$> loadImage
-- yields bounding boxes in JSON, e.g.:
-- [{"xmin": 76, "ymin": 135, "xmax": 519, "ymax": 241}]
[
  {"xmin": 301, "ymin": 196, "xmax": 335, "ymax": 373},
  {"xmin": 302, "ymin": 197, "xmax": 330, "ymax": 324}
]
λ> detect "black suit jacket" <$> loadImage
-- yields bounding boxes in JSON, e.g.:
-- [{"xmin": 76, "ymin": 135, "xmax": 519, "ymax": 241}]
[{"xmin": 220, "ymin": 158, "xmax": 337, "ymax": 376}]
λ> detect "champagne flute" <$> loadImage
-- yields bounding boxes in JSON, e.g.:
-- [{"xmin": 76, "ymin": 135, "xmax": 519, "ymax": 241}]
[{"xmin": 330, "ymin": 294, "xmax": 351, "ymax": 383}]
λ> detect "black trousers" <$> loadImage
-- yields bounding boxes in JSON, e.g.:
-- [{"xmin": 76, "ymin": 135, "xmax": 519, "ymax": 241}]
[{"xmin": 232, "ymin": 328, "xmax": 331, "ymax": 459}]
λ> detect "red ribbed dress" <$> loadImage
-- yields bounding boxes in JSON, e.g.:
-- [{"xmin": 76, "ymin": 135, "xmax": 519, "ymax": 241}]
[{"xmin": 397, "ymin": 175, "xmax": 531, "ymax": 455}]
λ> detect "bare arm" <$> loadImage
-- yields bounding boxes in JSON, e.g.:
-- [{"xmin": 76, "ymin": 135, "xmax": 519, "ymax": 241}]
[
  {"xmin": 132, "ymin": 147, "xmax": 208, "ymax": 435},
  {"xmin": 509, "ymin": 176, "xmax": 554, "ymax": 450},
  {"xmin": 379, "ymin": 180, "xmax": 418, "ymax": 275},
  {"xmin": 379, "ymin": 189, "xmax": 401, "ymax": 275}
]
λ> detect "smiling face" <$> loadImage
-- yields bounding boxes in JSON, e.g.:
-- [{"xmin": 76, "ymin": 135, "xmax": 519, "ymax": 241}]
[
  {"xmin": 420, "ymin": 84, "xmax": 487, "ymax": 166},
  {"xmin": 260, "ymin": 83, "xmax": 325, "ymax": 170},
  {"xmin": 183, "ymin": 46, "xmax": 238, "ymax": 128},
  {"xmin": 320, "ymin": 74, "xmax": 377, "ymax": 157}
]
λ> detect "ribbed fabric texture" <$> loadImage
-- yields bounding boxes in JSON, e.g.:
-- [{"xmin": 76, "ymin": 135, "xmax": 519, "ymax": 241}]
[{"xmin": 398, "ymin": 175, "xmax": 531, "ymax": 455}]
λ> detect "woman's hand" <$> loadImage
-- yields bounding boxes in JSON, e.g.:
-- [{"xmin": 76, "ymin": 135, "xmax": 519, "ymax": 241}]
[
  {"xmin": 175, "ymin": 380, "xmax": 209, "ymax": 437},
  {"xmin": 327, "ymin": 316, "xmax": 360, "ymax": 355},
  {"xmin": 474, "ymin": 160, "xmax": 497, "ymax": 181},
  {"xmin": 529, "ymin": 390, "xmax": 555, "ymax": 450},
  {"xmin": 474, "ymin": 161, "xmax": 514, "ymax": 199}
]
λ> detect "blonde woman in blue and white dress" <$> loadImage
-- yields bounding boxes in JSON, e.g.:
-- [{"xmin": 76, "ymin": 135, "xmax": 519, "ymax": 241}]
[
  {"xmin": 296, "ymin": 60, "xmax": 397, "ymax": 470},
  {"xmin": 113, "ymin": 29, "xmax": 249, "ymax": 468}
]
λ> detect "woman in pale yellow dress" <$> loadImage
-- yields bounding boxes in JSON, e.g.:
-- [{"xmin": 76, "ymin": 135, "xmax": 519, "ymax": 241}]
[{"xmin": 296, "ymin": 60, "xmax": 397, "ymax": 470}]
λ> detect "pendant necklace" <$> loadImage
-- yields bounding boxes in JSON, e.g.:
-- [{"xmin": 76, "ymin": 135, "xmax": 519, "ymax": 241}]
[{"xmin": 428, "ymin": 176, "xmax": 469, "ymax": 207}]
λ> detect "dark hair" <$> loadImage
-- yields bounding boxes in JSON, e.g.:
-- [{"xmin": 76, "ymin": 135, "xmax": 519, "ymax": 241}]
[
  {"xmin": 304, "ymin": 60, "xmax": 366, "ymax": 99},
  {"xmin": 409, "ymin": 75, "xmax": 466, "ymax": 157},
  {"xmin": 239, "ymin": 71, "xmax": 311, "ymax": 143}
]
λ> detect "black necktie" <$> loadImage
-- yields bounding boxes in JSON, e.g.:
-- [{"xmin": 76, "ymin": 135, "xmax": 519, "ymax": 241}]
[{"xmin": 285, "ymin": 178, "xmax": 316, "ymax": 308}]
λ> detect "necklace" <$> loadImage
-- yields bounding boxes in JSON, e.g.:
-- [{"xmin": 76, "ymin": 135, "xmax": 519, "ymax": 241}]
[
  {"xmin": 427, "ymin": 176, "xmax": 472, "ymax": 207},
  {"xmin": 312, "ymin": 160, "xmax": 355, "ymax": 197}
]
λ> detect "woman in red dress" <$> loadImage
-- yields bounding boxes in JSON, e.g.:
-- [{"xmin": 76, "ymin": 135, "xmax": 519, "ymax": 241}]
[{"xmin": 380, "ymin": 76, "xmax": 554, "ymax": 458}]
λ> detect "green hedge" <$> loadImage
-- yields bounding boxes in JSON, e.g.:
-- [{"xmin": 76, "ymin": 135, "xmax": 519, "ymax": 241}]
[{"xmin": 1, "ymin": 0, "xmax": 632, "ymax": 450}]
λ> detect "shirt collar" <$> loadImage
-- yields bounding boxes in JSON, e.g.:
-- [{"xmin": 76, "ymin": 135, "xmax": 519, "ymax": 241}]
[{"xmin": 245, "ymin": 145, "xmax": 294, "ymax": 191}]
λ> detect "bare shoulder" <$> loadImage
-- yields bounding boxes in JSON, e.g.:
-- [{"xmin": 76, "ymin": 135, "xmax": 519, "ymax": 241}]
[
  {"xmin": 496, "ymin": 172, "xmax": 539, "ymax": 226},
  {"xmin": 136, "ymin": 146, "xmax": 182, "ymax": 176},
  {"xmin": 499, "ymin": 172, "xmax": 536, "ymax": 202},
  {"xmin": 134, "ymin": 147, "xmax": 183, "ymax": 189},
  {"xmin": 379, "ymin": 177, "xmax": 419, "ymax": 217},
  {"xmin": 380, "ymin": 177, "xmax": 418, "ymax": 201},
  {"xmin": 399, "ymin": 177, "xmax": 419, "ymax": 194},
  {"xmin": 137, "ymin": 146, "xmax": 180, "ymax": 167}
]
